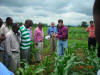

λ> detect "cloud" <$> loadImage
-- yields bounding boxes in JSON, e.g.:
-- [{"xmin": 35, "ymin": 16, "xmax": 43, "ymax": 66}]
[
  {"xmin": 0, "ymin": 0, "xmax": 95, "ymax": 25},
  {"xmin": 66, "ymin": 0, "xmax": 94, "ymax": 16}
]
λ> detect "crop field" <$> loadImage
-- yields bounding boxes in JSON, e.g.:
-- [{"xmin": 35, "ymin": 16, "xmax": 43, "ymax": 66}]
[{"xmin": 16, "ymin": 27, "xmax": 100, "ymax": 75}]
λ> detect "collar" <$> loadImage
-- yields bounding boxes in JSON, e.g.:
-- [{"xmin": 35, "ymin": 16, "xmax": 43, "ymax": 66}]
[{"xmin": 59, "ymin": 25, "xmax": 64, "ymax": 28}]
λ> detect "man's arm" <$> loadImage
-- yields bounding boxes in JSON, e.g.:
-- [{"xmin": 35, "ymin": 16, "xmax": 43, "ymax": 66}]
[
  {"xmin": 55, "ymin": 27, "xmax": 58, "ymax": 34},
  {"xmin": 0, "ymin": 34, "xmax": 6, "ymax": 42},
  {"xmin": 56, "ymin": 28, "xmax": 68, "ymax": 39},
  {"xmin": 86, "ymin": 27, "xmax": 89, "ymax": 32},
  {"xmin": 47, "ymin": 27, "xmax": 50, "ymax": 35}
]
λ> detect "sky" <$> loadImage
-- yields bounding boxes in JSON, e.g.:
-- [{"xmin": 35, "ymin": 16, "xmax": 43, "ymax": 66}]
[{"xmin": 0, "ymin": 0, "xmax": 95, "ymax": 26}]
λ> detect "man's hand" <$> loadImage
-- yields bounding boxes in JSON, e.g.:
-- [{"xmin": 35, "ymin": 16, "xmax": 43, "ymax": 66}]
[
  {"xmin": 0, "ymin": 34, "xmax": 6, "ymax": 41},
  {"xmin": 52, "ymin": 33, "xmax": 56, "ymax": 37},
  {"xmin": 17, "ymin": 32, "xmax": 20, "ymax": 36},
  {"xmin": 35, "ymin": 43, "xmax": 38, "ymax": 45},
  {"xmin": 48, "ymin": 38, "xmax": 50, "ymax": 40}
]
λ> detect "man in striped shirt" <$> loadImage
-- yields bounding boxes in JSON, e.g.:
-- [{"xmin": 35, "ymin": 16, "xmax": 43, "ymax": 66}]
[{"xmin": 19, "ymin": 19, "xmax": 33, "ymax": 62}]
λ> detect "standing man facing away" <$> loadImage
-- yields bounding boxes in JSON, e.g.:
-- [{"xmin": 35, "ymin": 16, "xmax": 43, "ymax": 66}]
[
  {"xmin": 86, "ymin": 21, "xmax": 96, "ymax": 51},
  {"xmin": 34, "ymin": 23, "xmax": 44, "ymax": 62},
  {"xmin": 19, "ymin": 19, "xmax": 33, "ymax": 63},
  {"xmin": 56, "ymin": 19, "xmax": 68, "ymax": 56},
  {"xmin": 47, "ymin": 22, "xmax": 58, "ymax": 51},
  {"xmin": 5, "ymin": 23, "xmax": 20, "ymax": 73}
]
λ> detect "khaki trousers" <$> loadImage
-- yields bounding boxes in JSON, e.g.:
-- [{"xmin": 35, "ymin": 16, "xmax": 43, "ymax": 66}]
[
  {"xmin": 50, "ymin": 37, "xmax": 57, "ymax": 51},
  {"xmin": 35, "ymin": 42, "xmax": 43, "ymax": 62}
]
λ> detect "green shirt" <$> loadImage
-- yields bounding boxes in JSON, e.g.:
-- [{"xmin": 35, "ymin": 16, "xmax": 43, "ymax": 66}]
[{"xmin": 19, "ymin": 25, "xmax": 31, "ymax": 50}]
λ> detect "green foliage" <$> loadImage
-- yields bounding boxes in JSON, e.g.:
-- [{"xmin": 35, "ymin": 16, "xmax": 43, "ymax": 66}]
[
  {"xmin": 81, "ymin": 21, "xmax": 88, "ymax": 27},
  {"xmin": 16, "ymin": 62, "xmax": 45, "ymax": 75},
  {"xmin": 16, "ymin": 27, "xmax": 99, "ymax": 75}
]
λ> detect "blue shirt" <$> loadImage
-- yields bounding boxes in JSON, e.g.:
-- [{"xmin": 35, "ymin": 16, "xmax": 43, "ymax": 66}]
[
  {"xmin": 0, "ymin": 62, "xmax": 14, "ymax": 75},
  {"xmin": 47, "ymin": 26, "xmax": 58, "ymax": 37}
]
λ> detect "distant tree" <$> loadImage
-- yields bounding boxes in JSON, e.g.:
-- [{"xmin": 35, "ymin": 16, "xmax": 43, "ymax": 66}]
[
  {"xmin": 68, "ymin": 25, "xmax": 72, "ymax": 27},
  {"xmin": 32, "ymin": 23, "xmax": 49, "ymax": 27},
  {"xmin": 77, "ymin": 25, "xmax": 81, "ymax": 27},
  {"xmin": 81, "ymin": 21, "xmax": 88, "ymax": 27},
  {"xmin": 33, "ymin": 23, "xmax": 38, "ymax": 27},
  {"xmin": 43, "ymin": 23, "xmax": 48, "ymax": 27}
]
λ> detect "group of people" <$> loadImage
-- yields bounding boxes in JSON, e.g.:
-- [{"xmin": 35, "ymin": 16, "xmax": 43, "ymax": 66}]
[
  {"xmin": 0, "ymin": 16, "xmax": 97, "ymax": 73},
  {"xmin": 0, "ymin": 17, "xmax": 68, "ymax": 73},
  {"xmin": 34, "ymin": 19, "xmax": 68, "ymax": 62}
]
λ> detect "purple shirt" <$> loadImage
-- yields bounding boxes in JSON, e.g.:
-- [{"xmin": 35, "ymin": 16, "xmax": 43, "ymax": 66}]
[
  {"xmin": 56, "ymin": 25, "xmax": 68, "ymax": 40},
  {"xmin": 34, "ymin": 27, "xmax": 44, "ymax": 43}
]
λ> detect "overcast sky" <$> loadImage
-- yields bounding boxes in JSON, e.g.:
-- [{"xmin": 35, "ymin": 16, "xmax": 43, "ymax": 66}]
[{"xmin": 0, "ymin": 0, "xmax": 94, "ymax": 25}]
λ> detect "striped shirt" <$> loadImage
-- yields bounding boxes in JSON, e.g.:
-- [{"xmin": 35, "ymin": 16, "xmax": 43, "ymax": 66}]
[{"xmin": 19, "ymin": 25, "xmax": 31, "ymax": 50}]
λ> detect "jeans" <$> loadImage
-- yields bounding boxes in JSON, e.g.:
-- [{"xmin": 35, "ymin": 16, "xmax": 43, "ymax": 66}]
[{"xmin": 57, "ymin": 40, "xmax": 68, "ymax": 56}]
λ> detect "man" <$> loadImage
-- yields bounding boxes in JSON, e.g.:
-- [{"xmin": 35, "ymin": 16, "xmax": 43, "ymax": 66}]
[
  {"xmin": 56, "ymin": 19, "xmax": 68, "ymax": 56},
  {"xmin": 19, "ymin": 19, "xmax": 33, "ymax": 62},
  {"xmin": 0, "ymin": 18, "xmax": 5, "ymax": 63},
  {"xmin": 47, "ymin": 22, "xmax": 57, "ymax": 51},
  {"xmin": 93, "ymin": 0, "xmax": 100, "ymax": 57},
  {"xmin": 34, "ymin": 23, "xmax": 44, "ymax": 62},
  {"xmin": 1, "ymin": 17, "xmax": 13, "ymax": 67},
  {"xmin": 5, "ymin": 23, "xmax": 20, "ymax": 73},
  {"xmin": 86, "ymin": 21, "xmax": 96, "ymax": 50}
]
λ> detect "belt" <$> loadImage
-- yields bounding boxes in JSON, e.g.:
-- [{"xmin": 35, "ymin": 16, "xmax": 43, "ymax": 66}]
[
  {"xmin": 61, "ymin": 39, "xmax": 67, "ymax": 41},
  {"xmin": 39, "ymin": 40, "xmax": 43, "ymax": 42},
  {"xmin": 12, "ymin": 51, "xmax": 19, "ymax": 53},
  {"xmin": 89, "ymin": 37, "xmax": 95, "ymax": 39},
  {"xmin": 0, "ymin": 50, "xmax": 4, "ymax": 52}
]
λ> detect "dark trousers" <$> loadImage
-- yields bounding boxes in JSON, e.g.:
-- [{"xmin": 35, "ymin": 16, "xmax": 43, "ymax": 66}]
[{"xmin": 88, "ymin": 37, "xmax": 96, "ymax": 50}]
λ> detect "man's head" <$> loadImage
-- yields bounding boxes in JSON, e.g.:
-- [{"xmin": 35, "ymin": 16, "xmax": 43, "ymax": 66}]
[
  {"xmin": 6, "ymin": 17, "xmax": 13, "ymax": 26},
  {"xmin": 38, "ymin": 22, "xmax": 43, "ymax": 29},
  {"xmin": 51, "ymin": 22, "xmax": 55, "ymax": 27},
  {"xmin": 12, "ymin": 23, "xmax": 19, "ymax": 33},
  {"xmin": 0, "ymin": 18, "xmax": 3, "ymax": 28},
  {"xmin": 25, "ymin": 19, "xmax": 33, "ymax": 28},
  {"xmin": 90, "ymin": 20, "xmax": 94, "ymax": 26},
  {"xmin": 58, "ymin": 19, "xmax": 63, "ymax": 27}
]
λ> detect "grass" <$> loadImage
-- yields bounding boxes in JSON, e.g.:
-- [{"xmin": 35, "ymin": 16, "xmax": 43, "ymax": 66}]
[{"xmin": 17, "ymin": 26, "xmax": 100, "ymax": 75}]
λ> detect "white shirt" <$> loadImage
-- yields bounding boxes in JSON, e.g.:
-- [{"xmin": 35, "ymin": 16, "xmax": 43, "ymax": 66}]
[{"xmin": 5, "ymin": 30, "xmax": 20, "ymax": 56}]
